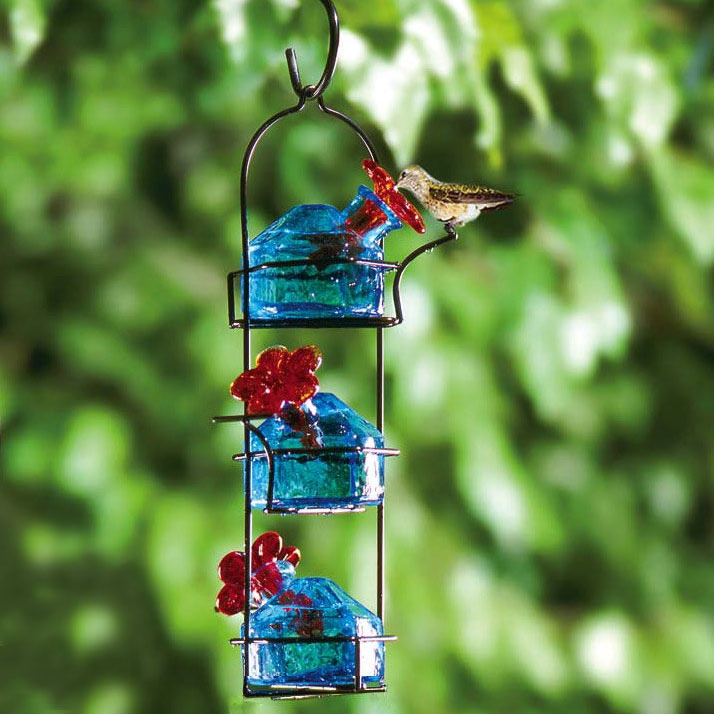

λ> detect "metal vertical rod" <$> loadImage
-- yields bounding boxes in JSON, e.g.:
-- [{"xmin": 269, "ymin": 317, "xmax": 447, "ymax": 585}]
[
  {"xmin": 354, "ymin": 636, "xmax": 362, "ymax": 691},
  {"xmin": 241, "ymin": 143, "xmax": 253, "ymax": 701},
  {"xmin": 376, "ymin": 329, "xmax": 384, "ymax": 432},
  {"xmin": 242, "ymin": 415, "xmax": 253, "ymax": 695},
  {"xmin": 237, "ymin": 91, "xmax": 307, "ymax": 702},
  {"xmin": 377, "ymin": 508, "xmax": 385, "ymax": 622},
  {"xmin": 376, "ymin": 327, "xmax": 385, "ymax": 622}
]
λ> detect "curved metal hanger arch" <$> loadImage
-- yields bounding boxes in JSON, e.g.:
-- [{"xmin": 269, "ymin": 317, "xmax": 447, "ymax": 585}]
[{"xmin": 239, "ymin": 1, "xmax": 382, "ymax": 335}]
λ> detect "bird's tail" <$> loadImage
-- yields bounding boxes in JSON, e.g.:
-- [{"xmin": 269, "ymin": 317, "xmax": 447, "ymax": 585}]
[{"xmin": 480, "ymin": 192, "xmax": 518, "ymax": 212}]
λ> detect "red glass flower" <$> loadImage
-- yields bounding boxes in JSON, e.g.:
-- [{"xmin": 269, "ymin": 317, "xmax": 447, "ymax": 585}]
[
  {"xmin": 362, "ymin": 159, "xmax": 426, "ymax": 234},
  {"xmin": 230, "ymin": 345, "xmax": 322, "ymax": 415},
  {"xmin": 215, "ymin": 531, "xmax": 301, "ymax": 615}
]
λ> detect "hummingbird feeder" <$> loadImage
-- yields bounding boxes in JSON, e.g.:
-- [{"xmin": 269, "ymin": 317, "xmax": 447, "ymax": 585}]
[
  {"xmin": 226, "ymin": 345, "xmax": 399, "ymax": 513},
  {"xmin": 213, "ymin": 0, "xmax": 463, "ymax": 699}
]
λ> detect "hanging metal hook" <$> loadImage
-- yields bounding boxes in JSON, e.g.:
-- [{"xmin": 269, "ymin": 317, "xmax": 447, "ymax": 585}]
[{"xmin": 285, "ymin": 0, "xmax": 339, "ymax": 100}]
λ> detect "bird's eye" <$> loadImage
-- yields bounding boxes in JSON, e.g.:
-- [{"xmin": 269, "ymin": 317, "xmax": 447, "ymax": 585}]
[{"xmin": 399, "ymin": 170, "xmax": 407, "ymax": 180}]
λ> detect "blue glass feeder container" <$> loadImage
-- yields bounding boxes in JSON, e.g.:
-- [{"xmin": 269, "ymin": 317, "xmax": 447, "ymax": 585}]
[
  {"xmin": 245, "ymin": 186, "xmax": 402, "ymax": 320},
  {"xmin": 243, "ymin": 577, "xmax": 385, "ymax": 692},
  {"xmin": 246, "ymin": 392, "xmax": 388, "ymax": 512}
]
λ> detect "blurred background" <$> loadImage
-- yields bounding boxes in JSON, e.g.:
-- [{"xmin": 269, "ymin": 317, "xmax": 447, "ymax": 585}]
[{"xmin": 3, "ymin": 0, "xmax": 714, "ymax": 712}]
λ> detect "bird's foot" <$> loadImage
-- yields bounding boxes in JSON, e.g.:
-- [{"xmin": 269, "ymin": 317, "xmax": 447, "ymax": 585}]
[{"xmin": 444, "ymin": 222, "xmax": 459, "ymax": 238}]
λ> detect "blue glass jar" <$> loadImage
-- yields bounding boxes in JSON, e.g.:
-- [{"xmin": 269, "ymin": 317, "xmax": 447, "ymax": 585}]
[
  {"xmin": 243, "ymin": 577, "xmax": 384, "ymax": 692},
  {"xmin": 245, "ymin": 186, "xmax": 402, "ymax": 320},
  {"xmin": 246, "ymin": 393, "xmax": 387, "ymax": 512}
]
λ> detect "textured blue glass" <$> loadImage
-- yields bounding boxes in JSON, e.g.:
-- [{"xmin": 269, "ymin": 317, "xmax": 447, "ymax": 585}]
[
  {"xmin": 244, "ymin": 577, "xmax": 385, "ymax": 691},
  {"xmin": 245, "ymin": 186, "xmax": 402, "ymax": 319},
  {"xmin": 246, "ymin": 392, "xmax": 385, "ymax": 511}
]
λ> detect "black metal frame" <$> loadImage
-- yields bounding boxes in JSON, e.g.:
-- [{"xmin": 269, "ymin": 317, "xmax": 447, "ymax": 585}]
[
  {"xmin": 215, "ymin": 0, "xmax": 458, "ymax": 699},
  {"xmin": 213, "ymin": 413, "xmax": 400, "ymax": 514},
  {"xmin": 227, "ymin": 226, "xmax": 457, "ymax": 328},
  {"xmin": 230, "ymin": 634, "xmax": 398, "ymax": 699}
]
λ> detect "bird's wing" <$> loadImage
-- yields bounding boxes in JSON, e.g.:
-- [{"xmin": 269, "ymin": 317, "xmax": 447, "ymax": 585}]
[{"xmin": 429, "ymin": 184, "xmax": 515, "ymax": 209}]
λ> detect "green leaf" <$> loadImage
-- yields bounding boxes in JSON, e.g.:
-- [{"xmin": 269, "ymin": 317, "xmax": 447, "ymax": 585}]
[
  {"xmin": 8, "ymin": 0, "xmax": 46, "ymax": 64},
  {"xmin": 471, "ymin": 1, "xmax": 550, "ymax": 152},
  {"xmin": 339, "ymin": 0, "xmax": 400, "ymax": 29},
  {"xmin": 649, "ymin": 147, "xmax": 714, "ymax": 265},
  {"xmin": 501, "ymin": 45, "xmax": 550, "ymax": 123},
  {"xmin": 596, "ymin": 53, "xmax": 679, "ymax": 148}
]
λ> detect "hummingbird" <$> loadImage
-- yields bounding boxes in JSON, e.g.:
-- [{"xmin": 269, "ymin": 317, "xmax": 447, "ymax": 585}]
[{"xmin": 395, "ymin": 165, "xmax": 516, "ymax": 231}]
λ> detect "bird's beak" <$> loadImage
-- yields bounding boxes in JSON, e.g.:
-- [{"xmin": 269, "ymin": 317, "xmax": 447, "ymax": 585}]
[{"xmin": 395, "ymin": 177, "xmax": 405, "ymax": 189}]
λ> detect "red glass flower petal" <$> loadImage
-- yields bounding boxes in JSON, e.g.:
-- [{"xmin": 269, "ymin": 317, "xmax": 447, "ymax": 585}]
[
  {"xmin": 386, "ymin": 192, "xmax": 426, "ymax": 233},
  {"xmin": 285, "ymin": 345, "xmax": 322, "ymax": 374},
  {"xmin": 361, "ymin": 159, "xmax": 426, "ymax": 234},
  {"xmin": 252, "ymin": 531, "xmax": 283, "ymax": 568},
  {"xmin": 363, "ymin": 159, "xmax": 395, "ymax": 191},
  {"xmin": 229, "ymin": 370, "xmax": 265, "ymax": 402},
  {"xmin": 246, "ymin": 389, "xmax": 286, "ymax": 416},
  {"xmin": 278, "ymin": 545, "xmax": 301, "ymax": 567},
  {"xmin": 218, "ymin": 550, "xmax": 245, "ymax": 584},
  {"xmin": 281, "ymin": 373, "xmax": 319, "ymax": 407},
  {"xmin": 279, "ymin": 347, "xmax": 321, "ymax": 406},
  {"xmin": 255, "ymin": 346, "xmax": 288, "ymax": 373},
  {"xmin": 252, "ymin": 562, "xmax": 285, "ymax": 599},
  {"xmin": 216, "ymin": 583, "xmax": 245, "ymax": 615}
]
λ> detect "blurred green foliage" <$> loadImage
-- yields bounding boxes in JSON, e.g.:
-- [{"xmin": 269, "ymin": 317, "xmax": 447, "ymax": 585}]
[{"xmin": 2, "ymin": 0, "xmax": 714, "ymax": 712}]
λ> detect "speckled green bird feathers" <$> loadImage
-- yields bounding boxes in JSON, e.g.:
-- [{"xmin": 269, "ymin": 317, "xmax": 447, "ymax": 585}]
[{"xmin": 396, "ymin": 165, "xmax": 515, "ymax": 228}]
